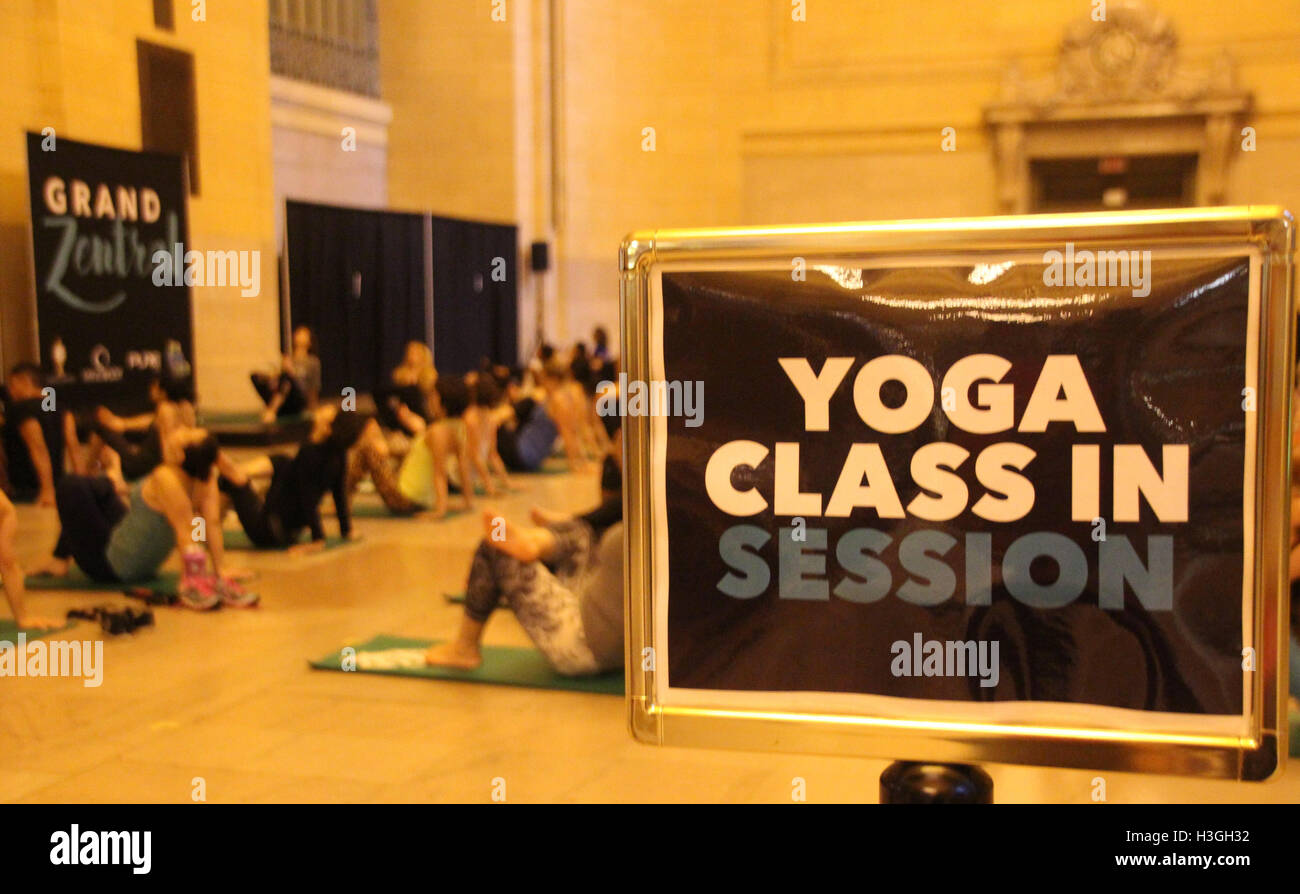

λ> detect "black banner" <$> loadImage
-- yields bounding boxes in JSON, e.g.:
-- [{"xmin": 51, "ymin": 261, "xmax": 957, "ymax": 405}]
[
  {"xmin": 660, "ymin": 256, "xmax": 1251, "ymax": 717},
  {"xmin": 25, "ymin": 133, "xmax": 193, "ymax": 412}
]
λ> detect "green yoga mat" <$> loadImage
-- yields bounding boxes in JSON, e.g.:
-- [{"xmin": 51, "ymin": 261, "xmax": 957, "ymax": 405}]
[
  {"xmin": 222, "ymin": 530, "xmax": 351, "ymax": 551},
  {"xmin": 0, "ymin": 618, "xmax": 75, "ymax": 640},
  {"xmin": 519, "ymin": 459, "xmax": 570, "ymax": 476},
  {"xmin": 24, "ymin": 571, "xmax": 179, "ymax": 595},
  {"xmin": 310, "ymin": 634, "xmax": 623, "ymax": 695}
]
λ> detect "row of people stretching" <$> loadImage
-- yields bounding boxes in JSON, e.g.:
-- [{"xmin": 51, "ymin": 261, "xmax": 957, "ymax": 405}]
[{"xmin": 1, "ymin": 338, "xmax": 627, "ymax": 678}]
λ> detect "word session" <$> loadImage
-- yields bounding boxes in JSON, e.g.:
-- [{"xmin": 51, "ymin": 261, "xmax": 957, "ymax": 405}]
[{"xmin": 705, "ymin": 354, "xmax": 1193, "ymax": 609}]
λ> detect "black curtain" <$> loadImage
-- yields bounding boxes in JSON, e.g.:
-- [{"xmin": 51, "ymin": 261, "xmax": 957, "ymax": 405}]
[
  {"xmin": 285, "ymin": 200, "xmax": 426, "ymax": 396},
  {"xmin": 430, "ymin": 216, "xmax": 518, "ymax": 374}
]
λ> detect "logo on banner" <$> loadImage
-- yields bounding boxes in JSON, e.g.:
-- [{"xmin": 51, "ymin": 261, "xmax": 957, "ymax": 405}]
[
  {"xmin": 82, "ymin": 344, "xmax": 123, "ymax": 383},
  {"xmin": 39, "ymin": 176, "xmax": 179, "ymax": 313}
]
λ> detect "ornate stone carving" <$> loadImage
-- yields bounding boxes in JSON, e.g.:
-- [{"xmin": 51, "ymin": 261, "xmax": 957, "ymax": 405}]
[
  {"xmin": 998, "ymin": 1, "xmax": 1242, "ymax": 110},
  {"xmin": 984, "ymin": 1, "xmax": 1252, "ymax": 212}
]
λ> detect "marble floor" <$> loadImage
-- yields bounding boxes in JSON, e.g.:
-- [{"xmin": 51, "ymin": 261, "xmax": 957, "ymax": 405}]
[{"xmin": 1, "ymin": 460, "xmax": 1295, "ymax": 804}]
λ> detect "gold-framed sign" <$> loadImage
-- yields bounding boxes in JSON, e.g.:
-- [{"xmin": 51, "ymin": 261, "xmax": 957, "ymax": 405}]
[{"xmin": 620, "ymin": 207, "xmax": 1293, "ymax": 780}]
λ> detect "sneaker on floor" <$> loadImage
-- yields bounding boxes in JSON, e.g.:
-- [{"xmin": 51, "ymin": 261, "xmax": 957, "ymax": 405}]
[
  {"xmin": 176, "ymin": 576, "xmax": 221, "ymax": 611},
  {"xmin": 217, "ymin": 576, "xmax": 260, "ymax": 609}
]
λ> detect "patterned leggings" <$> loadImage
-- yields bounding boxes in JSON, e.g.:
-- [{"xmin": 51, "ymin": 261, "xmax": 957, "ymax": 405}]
[
  {"xmin": 463, "ymin": 518, "xmax": 600, "ymax": 676},
  {"xmin": 347, "ymin": 442, "xmax": 421, "ymax": 514}
]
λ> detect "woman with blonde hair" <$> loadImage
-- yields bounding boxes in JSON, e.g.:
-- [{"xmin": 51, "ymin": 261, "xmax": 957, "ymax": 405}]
[{"xmin": 381, "ymin": 341, "xmax": 438, "ymax": 436}]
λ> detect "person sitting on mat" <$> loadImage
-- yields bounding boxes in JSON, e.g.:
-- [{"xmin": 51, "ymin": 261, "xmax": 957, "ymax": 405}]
[
  {"xmin": 0, "ymin": 490, "xmax": 60, "ymax": 629},
  {"xmin": 1, "ymin": 363, "xmax": 83, "ymax": 507},
  {"xmin": 251, "ymin": 325, "xmax": 321, "ymax": 423},
  {"xmin": 89, "ymin": 372, "xmax": 196, "ymax": 482},
  {"xmin": 494, "ymin": 368, "xmax": 559, "ymax": 474},
  {"xmin": 217, "ymin": 404, "xmax": 368, "ymax": 553},
  {"xmin": 345, "ymin": 416, "xmax": 422, "ymax": 516},
  {"xmin": 538, "ymin": 358, "xmax": 591, "ymax": 472},
  {"xmin": 456, "ymin": 373, "xmax": 512, "ymax": 497},
  {"xmin": 425, "ymin": 511, "xmax": 625, "ymax": 676},
  {"xmin": 394, "ymin": 375, "xmax": 480, "ymax": 519},
  {"xmin": 37, "ymin": 428, "xmax": 256, "ymax": 610},
  {"xmin": 376, "ymin": 341, "xmax": 438, "ymax": 438}
]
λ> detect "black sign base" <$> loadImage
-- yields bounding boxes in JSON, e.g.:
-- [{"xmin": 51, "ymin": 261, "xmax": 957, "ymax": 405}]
[{"xmin": 879, "ymin": 761, "xmax": 994, "ymax": 804}]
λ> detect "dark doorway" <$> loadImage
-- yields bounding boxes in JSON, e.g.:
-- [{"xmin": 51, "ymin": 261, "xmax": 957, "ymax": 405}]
[{"xmin": 1031, "ymin": 154, "xmax": 1198, "ymax": 213}]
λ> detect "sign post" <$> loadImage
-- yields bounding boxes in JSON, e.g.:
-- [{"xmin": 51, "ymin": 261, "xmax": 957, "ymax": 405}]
[{"xmin": 621, "ymin": 208, "xmax": 1293, "ymax": 781}]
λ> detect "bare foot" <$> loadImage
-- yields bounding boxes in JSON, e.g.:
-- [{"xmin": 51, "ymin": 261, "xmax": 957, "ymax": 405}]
[
  {"xmin": 482, "ymin": 508, "xmax": 540, "ymax": 562},
  {"xmin": 31, "ymin": 558, "xmax": 69, "ymax": 578},
  {"xmin": 529, "ymin": 505, "xmax": 569, "ymax": 526},
  {"xmin": 425, "ymin": 640, "xmax": 482, "ymax": 670},
  {"xmin": 17, "ymin": 615, "xmax": 62, "ymax": 630}
]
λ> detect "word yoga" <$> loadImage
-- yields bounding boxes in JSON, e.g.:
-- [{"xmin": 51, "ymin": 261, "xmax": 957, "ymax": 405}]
[{"xmin": 707, "ymin": 354, "xmax": 1190, "ymax": 609}]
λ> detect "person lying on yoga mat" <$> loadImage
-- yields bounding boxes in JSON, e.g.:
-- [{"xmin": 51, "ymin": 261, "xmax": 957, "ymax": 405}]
[
  {"xmin": 376, "ymin": 341, "xmax": 438, "ymax": 438},
  {"xmin": 218, "ymin": 404, "xmax": 369, "ymax": 553},
  {"xmin": 37, "ymin": 429, "xmax": 256, "ymax": 610},
  {"xmin": 0, "ymin": 490, "xmax": 60, "ymax": 629},
  {"xmin": 251, "ymin": 325, "xmax": 321, "ymax": 423},
  {"xmin": 1, "ymin": 363, "xmax": 83, "ymax": 507},
  {"xmin": 89, "ymin": 372, "xmax": 196, "ymax": 482},
  {"xmin": 393, "ymin": 375, "xmax": 482, "ymax": 519},
  {"xmin": 426, "ymin": 511, "xmax": 625, "ymax": 676},
  {"xmin": 495, "ymin": 368, "xmax": 559, "ymax": 473}
]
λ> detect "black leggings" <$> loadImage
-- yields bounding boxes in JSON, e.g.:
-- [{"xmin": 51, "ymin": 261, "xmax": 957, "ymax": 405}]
[
  {"xmin": 53, "ymin": 476, "xmax": 126, "ymax": 582},
  {"xmin": 251, "ymin": 372, "xmax": 307, "ymax": 417},
  {"xmin": 218, "ymin": 456, "xmax": 291, "ymax": 548}
]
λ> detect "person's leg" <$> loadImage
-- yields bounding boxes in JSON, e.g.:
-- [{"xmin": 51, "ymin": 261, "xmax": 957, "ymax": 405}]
[
  {"xmin": 277, "ymin": 375, "xmax": 307, "ymax": 416},
  {"xmin": 427, "ymin": 537, "xmax": 598, "ymax": 675},
  {"xmin": 535, "ymin": 517, "xmax": 593, "ymax": 579},
  {"xmin": 50, "ymin": 476, "xmax": 122, "ymax": 581},
  {"xmin": 424, "ymin": 539, "xmax": 502, "ymax": 668},
  {"xmin": 217, "ymin": 473, "xmax": 277, "ymax": 546},
  {"xmin": 506, "ymin": 567, "xmax": 599, "ymax": 675},
  {"xmin": 250, "ymin": 372, "xmax": 275, "ymax": 406},
  {"xmin": 356, "ymin": 441, "xmax": 420, "ymax": 514},
  {"xmin": 0, "ymin": 493, "xmax": 58, "ymax": 628},
  {"xmin": 477, "ymin": 508, "xmax": 553, "ymax": 563},
  {"xmin": 427, "ymin": 424, "xmax": 451, "ymax": 517},
  {"xmin": 478, "ymin": 509, "xmax": 591, "ymax": 571}
]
